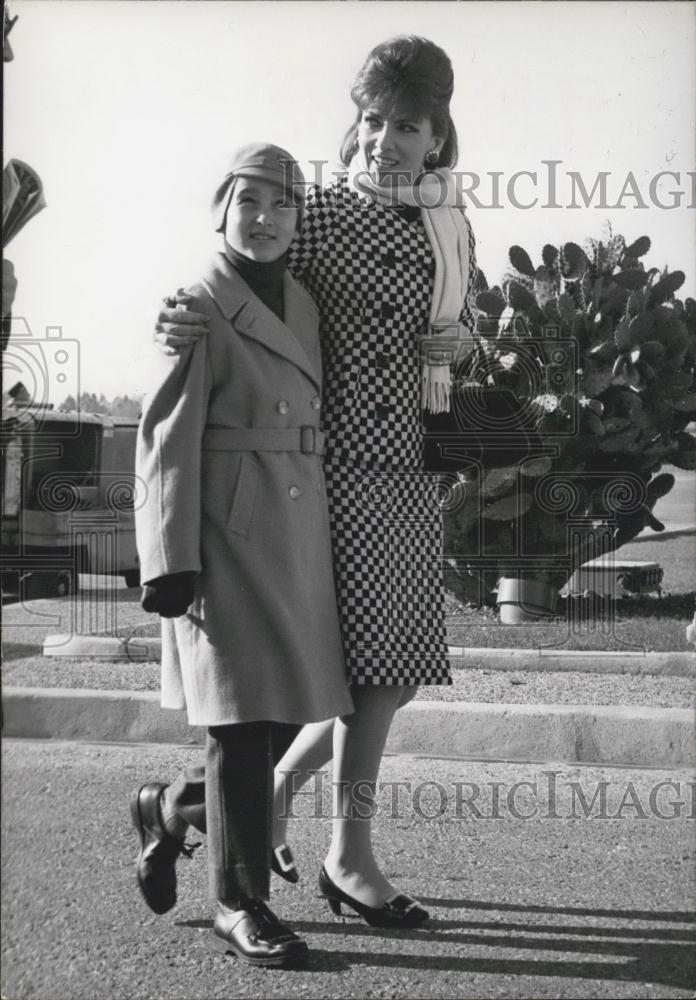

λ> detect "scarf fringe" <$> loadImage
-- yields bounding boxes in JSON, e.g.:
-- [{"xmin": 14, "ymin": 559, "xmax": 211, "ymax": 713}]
[{"xmin": 422, "ymin": 363, "xmax": 452, "ymax": 414}]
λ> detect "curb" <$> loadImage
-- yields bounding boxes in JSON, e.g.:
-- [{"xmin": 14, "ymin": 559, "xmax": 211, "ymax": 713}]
[
  {"xmin": 3, "ymin": 686, "xmax": 694, "ymax": 768},
  {"xmin": 2, "ymin": 687, "xmax": 205, "ymax": 745},
  {"xmin": 447, "ymin": 647, "xmax": 696, "ymax": 677},
  {"xmin": 42, "ymin": 634, "xmax": 160, "ymax": 661},
  {"xmin": 387, "ymin": 701, "xmax": 695, "ymax": 768},
  {"xmin": 40, "ymin": 635, "xmax": 696, "ymax": 678}
]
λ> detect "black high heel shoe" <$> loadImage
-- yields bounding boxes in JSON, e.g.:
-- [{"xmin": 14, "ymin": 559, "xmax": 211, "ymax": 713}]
[
  {"xmin": 318, "ymin": 865, "xmax": 429, "ymax": 928},
  {"xmin": 271, "ymin": 844, "xmax": 299, "ymax": 884}
]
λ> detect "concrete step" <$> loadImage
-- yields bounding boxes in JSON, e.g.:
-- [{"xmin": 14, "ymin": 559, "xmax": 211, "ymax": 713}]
[{"xmin": 3, "ymin": 686, "xmax": 694, "ymax": 769}]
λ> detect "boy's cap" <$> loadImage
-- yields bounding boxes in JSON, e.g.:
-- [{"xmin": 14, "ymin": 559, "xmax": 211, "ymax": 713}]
[
  {"xmin": 212, "ymin": 142, "xmax": 305, "ymax": 232},
  {"xmin": 223, "ymin": 142, "xmax": 305, "ymax": 193}
]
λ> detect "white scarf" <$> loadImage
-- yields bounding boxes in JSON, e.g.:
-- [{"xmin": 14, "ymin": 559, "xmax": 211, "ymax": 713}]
[{"xmin": 347, "ymin": 149, "xmax": 471, "ymax": 414}]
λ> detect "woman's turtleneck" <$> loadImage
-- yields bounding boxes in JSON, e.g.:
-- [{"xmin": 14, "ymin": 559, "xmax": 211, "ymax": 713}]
[{"xmin": 224, "ymin": 245, "xmax": 287, "ymax": 321}]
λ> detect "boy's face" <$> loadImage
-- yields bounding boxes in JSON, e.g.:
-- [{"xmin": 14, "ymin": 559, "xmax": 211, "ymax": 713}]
[{"xmin": 224, "ymin": 177, "xmax": 298, "ymax": 262}]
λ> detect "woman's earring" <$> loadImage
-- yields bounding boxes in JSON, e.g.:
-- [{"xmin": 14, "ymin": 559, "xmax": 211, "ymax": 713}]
[{"xmin": 424, "ymin": 149, "xmax": 439, "ymax": 167}]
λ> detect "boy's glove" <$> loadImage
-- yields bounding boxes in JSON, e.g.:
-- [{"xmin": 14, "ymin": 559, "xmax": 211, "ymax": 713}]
[{"xmin": 141, "ymin": 572, "xmax": 195, "ymax": 618}]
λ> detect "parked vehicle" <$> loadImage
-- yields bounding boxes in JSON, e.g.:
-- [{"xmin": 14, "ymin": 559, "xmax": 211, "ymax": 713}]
[{"xmin": 2, "ymin": 401, "xmax": 140, "ymax": 600}]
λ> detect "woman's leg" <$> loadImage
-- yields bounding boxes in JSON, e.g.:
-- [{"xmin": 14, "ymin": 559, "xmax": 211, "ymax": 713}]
[
  {"xmin": 272, "ymin": 687, "xmax": 418, "ymax": 849},
  {"xmin": 272, "ymin": 717, "xmax": 335, "ymax": 846},
  {"xmin": 324, "ymin": 685, "xmax": 409, "ymax": 907},
  {"xmin": 398, "ymin": 686, "xmax": 418, "ymax": 709}
]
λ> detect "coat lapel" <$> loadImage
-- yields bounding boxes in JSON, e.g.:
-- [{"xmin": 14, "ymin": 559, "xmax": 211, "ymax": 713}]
[
  {"xmin": 201, "ymin": 253, "xmax": 321, "ymax": 389},
  {"xmin": 282, "ymin": 271, "xmax": 323, "ymax": 381}
]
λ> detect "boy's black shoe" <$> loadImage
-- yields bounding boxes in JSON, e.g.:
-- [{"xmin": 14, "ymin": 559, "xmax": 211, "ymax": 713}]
[
  {"xmin": 213, "ymin": 900, "xmax": 309, "ymax": 967},
  {"xmin": 130, "ymin": 782, "xmax": 198, "ymax": 914}
]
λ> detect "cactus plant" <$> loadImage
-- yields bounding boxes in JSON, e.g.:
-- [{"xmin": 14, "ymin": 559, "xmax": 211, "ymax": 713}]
[{"xmin": 444, "ymin": 227, "xmax": 696, "ymax": 608}]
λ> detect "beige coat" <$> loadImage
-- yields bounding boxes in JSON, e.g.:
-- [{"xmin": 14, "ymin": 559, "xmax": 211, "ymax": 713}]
[{"xmin": 135, "ymin": 253, "xmax": 352, "ymax": 727}]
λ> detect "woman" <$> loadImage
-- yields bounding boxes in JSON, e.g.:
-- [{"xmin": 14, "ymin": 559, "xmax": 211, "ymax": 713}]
[
  {"xmin": 133, "ymin": 142, "xmax": 353, "ymax": 966},
  {"xmin": 152, "ymin": 35, "xmax": 477, "ymax": 926}
]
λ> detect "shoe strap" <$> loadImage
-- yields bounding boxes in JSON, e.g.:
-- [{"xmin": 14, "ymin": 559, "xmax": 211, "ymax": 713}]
[
  {"xmin": 178, "ymin": 840, "xmax": 202, "ymax": 859},
  {"xmin": 249, "ymin": 899, "xmax": 280, "ymax": 926},
  {"xmin": 247, "ymin": 900, "xmax": 298, "ymax": 940}
]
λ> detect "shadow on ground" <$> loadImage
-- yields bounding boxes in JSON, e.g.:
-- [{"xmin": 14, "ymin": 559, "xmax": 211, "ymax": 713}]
[{"xmin": 177, "ymin": 899, "xmax": 696, "ymax": 989}]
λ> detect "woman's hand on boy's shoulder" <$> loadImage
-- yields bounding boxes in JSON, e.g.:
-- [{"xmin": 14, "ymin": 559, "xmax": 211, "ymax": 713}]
[{"xmin": 154, "ymin": 290, "xmax": 209, "ymax": 355}]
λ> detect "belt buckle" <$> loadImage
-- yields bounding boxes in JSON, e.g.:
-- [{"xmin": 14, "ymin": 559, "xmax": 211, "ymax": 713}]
[{"xmin": 300, "ymin": 426, "xmax": 315, "ymax": 454}]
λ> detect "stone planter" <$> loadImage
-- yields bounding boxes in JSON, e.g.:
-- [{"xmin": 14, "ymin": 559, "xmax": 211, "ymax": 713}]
[{"xmin": 496, "ymin": 576, "xmax": 559, "ymax": 624}]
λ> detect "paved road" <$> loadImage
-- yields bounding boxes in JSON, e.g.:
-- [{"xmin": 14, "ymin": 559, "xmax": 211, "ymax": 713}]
[{"xmin": 2, "ymin": 740, "xmax": 694, "ymax": 999}]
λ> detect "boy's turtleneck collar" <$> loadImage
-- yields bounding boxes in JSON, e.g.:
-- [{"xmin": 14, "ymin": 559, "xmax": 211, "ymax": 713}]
[
  {"xmin": 224, "ymin": 245, "xmax": 287, "ymax": 321},
  {"xmin": 392, "ymin": 204, "xmax": 421, "ymax": 224}
]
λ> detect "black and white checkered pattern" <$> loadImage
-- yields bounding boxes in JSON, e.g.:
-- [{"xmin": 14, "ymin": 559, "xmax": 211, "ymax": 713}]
[
  {"xmin": 288, "ymin": 176, "xmax": 477, "ymax": 685},
  {"xmin": 323, "ymin": 462, "xmax": 451, "ymax": 685}
]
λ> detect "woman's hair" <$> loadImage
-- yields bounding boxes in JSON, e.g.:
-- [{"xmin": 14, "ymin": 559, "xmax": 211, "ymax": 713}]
[{"xmin": 339, "ymin": 36, "xmax": 458, "ymax": 168}]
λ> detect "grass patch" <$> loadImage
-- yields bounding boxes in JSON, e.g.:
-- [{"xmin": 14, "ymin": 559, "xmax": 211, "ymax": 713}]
[{"xmin": 445, "ymin": 533, "xmax": 696, "ymax": 652}]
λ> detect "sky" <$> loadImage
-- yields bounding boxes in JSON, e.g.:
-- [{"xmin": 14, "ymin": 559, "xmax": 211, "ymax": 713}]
[{"xmin": 4, "ymin": 0, "xmax": 695, "ymax": 403}]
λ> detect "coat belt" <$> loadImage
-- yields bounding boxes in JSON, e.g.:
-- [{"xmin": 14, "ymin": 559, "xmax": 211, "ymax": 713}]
[{"xmin": 202, "ymin": 426, "xmax": 326, "ymax": 456}]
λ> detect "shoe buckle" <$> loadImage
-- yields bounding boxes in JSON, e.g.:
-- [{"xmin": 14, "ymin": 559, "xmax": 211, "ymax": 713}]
[{"xmin": 274, "ymin": 845, "xmax": 295, "ymax": 872}]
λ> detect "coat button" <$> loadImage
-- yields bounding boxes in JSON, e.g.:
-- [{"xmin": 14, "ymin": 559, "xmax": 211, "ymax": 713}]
[
  {"xmin": 379, "ymin": 303, "xmax": 396, "ymax": 320},
  {"xmin": 311, "ymin": 395, "xmax": 321, "ymax": 410},
  {"xmin": 375, "ymin": 403, "xmax": 392, "ymax": 420},
  {"xmin": 277, "ymin": 400, "xmax": 289, "ymax": 414},
  {"xmin": 289, "ymin": 485, "xmax": 301, "ymax": 499},
  {"xmin": 375, "ymin": 351, "xmax": 389, "ymax": 369}
]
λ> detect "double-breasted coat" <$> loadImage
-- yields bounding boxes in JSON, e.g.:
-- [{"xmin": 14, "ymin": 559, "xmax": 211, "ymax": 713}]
[{"xmin": 135, "ymin": 252, "xmax": 353, "ymax": 727}]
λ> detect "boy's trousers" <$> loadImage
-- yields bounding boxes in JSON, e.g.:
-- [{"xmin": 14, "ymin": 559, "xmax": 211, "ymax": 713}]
[{"xmin": 166, "ymin": 722, "xmax": 300, "ymax": 901}]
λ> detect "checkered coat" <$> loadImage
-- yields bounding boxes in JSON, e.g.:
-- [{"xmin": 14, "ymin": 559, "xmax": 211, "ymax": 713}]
[
  {"xmin": 288, "ymin": 175, "xmax": 477, "ymax": 685},
  {"xmin": 135, "ymin": 254, "xmax": 353, "ymax": 726}
]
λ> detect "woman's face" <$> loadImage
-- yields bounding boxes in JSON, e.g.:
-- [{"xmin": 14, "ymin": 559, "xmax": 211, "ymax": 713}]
[
  {"xmin": 224, "ymin": 177, "xmax": 298, "ymax": 262},
  {"xmin": 357, "ymin": 104, "xmax": 441, "ymax": 183}
]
